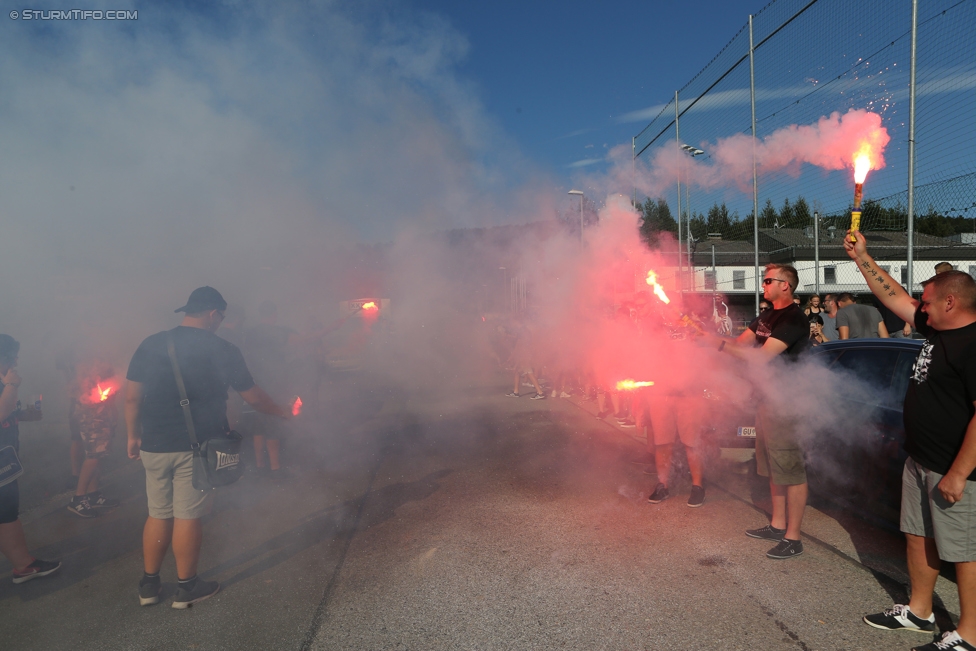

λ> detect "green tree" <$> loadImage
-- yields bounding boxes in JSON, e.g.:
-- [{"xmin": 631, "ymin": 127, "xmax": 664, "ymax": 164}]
[
  {"xmin": 638, "ymin": 197, "xmax": 677, "ymax": 246},
  {"xmin": 794, "ymin": 196, "xmax": 812, "ymax": 225},
  {"xmin": 780, "ymin": 198, "xmax": 795, "ymax": 224},
  {"xmin": 689, "ymin": 210, "xmax": 707, "ymax": 241},
  {"xmin": 706, "ymin": 202, "xmax": 732, "ymax": 237},
  {"xmin": 759, "ymin": 199, "xmax": 777, "ymax": 228}
]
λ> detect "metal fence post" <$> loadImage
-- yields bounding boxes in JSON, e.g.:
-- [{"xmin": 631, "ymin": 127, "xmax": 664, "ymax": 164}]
[
  {"xmin": 907, "ymin": 0, "xmax": 918, "ymax": 294},
  {"xmin": 749, "ymin": 14, "xmax": 760, "ymax": 314},
  {"xmin": 814, "ymin": 211, "xmax": 820, "ymax": 295},
  {"xmin": 675, "ymin": 90, "xmax": 683, "ymax": 289}
]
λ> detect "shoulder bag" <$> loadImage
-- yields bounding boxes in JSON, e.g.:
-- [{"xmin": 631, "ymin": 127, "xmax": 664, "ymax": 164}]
[{"xmin": 165, "ymin": 332, "xmax": 244, "ymax": 490}]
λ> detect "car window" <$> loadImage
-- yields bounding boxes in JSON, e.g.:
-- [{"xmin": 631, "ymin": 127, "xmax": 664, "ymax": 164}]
[
  {"xmin": 888, "ymin": 351, "xmax": 917, "ymax": 408},
  {"xmin": 830, "ymin": 348, "xmax": 901, "ymax": 407}
]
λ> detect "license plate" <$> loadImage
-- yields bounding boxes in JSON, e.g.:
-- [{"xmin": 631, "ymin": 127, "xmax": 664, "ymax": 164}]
[{"xmin": 737, "ymin": 427, "xmax": 757, "ymax": 438}]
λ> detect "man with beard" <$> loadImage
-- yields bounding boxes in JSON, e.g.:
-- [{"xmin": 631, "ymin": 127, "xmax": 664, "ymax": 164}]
[{"xmin": 848, "ymin": 231, "xmax": 976, "ymax": 651}]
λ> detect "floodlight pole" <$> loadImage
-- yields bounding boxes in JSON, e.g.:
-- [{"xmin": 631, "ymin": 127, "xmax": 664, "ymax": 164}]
[
  {"xmin": 675, "ymin": 91, "xmax": 683, "ymax": 289},
  {"xmin": 906, "ymin": 0, "xmax": 918, "ymax": 295},
  {"xmin": 749, "ymin": 14, "xmax": 760, "ymax": 315},
  {"xmin": 568, "ymin": 190, "xmax": 584, "ymax": 251},
  {"xmin": 814, "ymin": 211, "xmax": 820, "ymax": 295}
]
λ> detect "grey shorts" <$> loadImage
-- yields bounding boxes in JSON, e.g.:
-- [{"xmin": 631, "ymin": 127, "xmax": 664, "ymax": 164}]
[
  {"xmin": 141, "ymin": 450, "xmax": 212, "ymax": 520},
  {"xmin": 901, "ymin": 456, "xmax": 976, "ymax": 562},
  {"xmin": 755, "ymin": 406, "xmax": 806, "ymax": 486}
]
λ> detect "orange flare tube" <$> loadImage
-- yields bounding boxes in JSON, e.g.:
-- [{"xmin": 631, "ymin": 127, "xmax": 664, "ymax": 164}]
[{"xmin": 616, "ymin": 379, "xmax": 654, "ymax": 391}]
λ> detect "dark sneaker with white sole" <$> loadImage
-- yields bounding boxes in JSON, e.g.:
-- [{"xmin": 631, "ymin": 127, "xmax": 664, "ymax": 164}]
[
  {"xmin": 766, "ymin": 538, "xmax": 803, "ymax": 559},
  {"xmin": 505, "ymin": 392, "xmax": 520, "ymax": 398},
  {"xmin": 530, "ymin": 392, "xmax": 547, "ymax": 400},
  {"xmin": 139, "ymin": 576, "xmax": 162, "ymax": 606},
  {"xmin": 12, "ymin": 559, "xmax": 62, "ymax": 584},
  {"xmin": 687, "ymin": 485, "xmax": 705, "ymax": 508},
  {"xmin": 863, "ymin": 604, "xmax": 935, "ymax": 633},
  {"xmin": 745, "ymin": 524, "xmax": 786, "ymax": 541},
  {"xmin": 88, "ymin": 493, "xmax": 120, "ymax": 510},
  {"xmin": 67, "ymin": 497, "xmax": 97, "ymax": 518},
  {"xmin": 648, "ymin": 483, "xmax": 669, "ymax": 504},
  {"xmin": 172, "ymin": 578, "xmax": 220, "ymax": 609},
  {"xmin": 911, "ymin": 630, "xmax": 976, "ymax": 651}
]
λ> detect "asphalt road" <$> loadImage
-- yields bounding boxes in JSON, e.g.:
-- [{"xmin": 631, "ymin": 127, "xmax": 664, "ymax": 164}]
[{"xmin": 0, "ymin": 375, "xmax": 963, "ymax": 650}]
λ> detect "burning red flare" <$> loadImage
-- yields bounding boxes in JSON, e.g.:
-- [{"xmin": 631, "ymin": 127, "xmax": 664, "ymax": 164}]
[
  {"xmin": 645, "ymin": 270, "xmax": 670, "ymax": 304},
  {"xmin": 292, "ymin": 396, "xmax": 303, "ymax": 416},
  {"xmin": 616, "ymin": 379, "xmax": 655, "ymax": 391},
  {"xmin": 86, "ymin": 382, "xmax": 117, "ymax": 404},
  {"xmin": 361, "ymin": 301, "xmax": 377, "ymax": 310}
]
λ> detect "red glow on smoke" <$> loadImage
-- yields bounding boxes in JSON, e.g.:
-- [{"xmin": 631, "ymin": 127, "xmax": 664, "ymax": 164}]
[{"xmin": 292, "ymin": 396, "xmax": 303, "ymax": 416}]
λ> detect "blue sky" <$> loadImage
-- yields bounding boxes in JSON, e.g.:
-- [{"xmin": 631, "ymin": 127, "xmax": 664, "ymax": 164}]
[{"xmin": 409, "ymin": 0, "xmax": 767, "ymax": 180}]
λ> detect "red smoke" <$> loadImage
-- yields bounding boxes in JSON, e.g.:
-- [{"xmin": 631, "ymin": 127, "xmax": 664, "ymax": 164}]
[{"xmin": 638, "ymin": 109, "xmax": 890, "ymax": 194}]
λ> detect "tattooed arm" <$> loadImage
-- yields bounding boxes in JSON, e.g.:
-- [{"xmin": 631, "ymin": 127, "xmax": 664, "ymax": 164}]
[{"xmin": 844, "ymin": 229, "xmax": 919, "ymax": 324}]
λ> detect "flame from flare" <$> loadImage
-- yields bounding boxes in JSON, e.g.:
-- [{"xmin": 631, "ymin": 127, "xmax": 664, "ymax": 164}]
[
  {"xmin": 292, "ymin": 396, "xmax": 303, "ymax": 416},
  {"xmin": 361, "ymin": 301, "xmax": 377, "ymax": 310},
  {"xmin": 87, "ymin": 382, "xmax": 115, "ymax": 404},
  {"xmin": 853, "ymin": 144, "xmax": 873, "ymax": 184},
  {"xmin": 616, "ymin": 379, "xmax": 655, "ymax": 391},
  {"xmin": 645, "ymin": 271, "xmax": 670, "ymax": 304}
]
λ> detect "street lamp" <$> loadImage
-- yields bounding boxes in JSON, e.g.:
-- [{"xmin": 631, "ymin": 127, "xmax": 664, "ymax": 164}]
[
  {"xmin": 568, "ymin": 190, "xmax": 584, "ymax": 249},
  {"xmin": 678, "ymin": 145, "xmax": 705, "ymax": 291}
]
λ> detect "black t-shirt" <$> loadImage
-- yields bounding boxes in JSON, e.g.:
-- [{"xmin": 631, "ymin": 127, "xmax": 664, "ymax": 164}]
[
  {"xmin": 126, "ymin": 326, "xmax": 255, "ymax": 453},
  {"xmin": 748, "ymin": 303, "xmax": 810, "ymax": 361},
  {"xmin": 0, "ymin": 407, "xmax": 20, "ymax": 451},
  {"xmin": 903, "ymin": 309, "xmax": 976, "ymax": 478}
]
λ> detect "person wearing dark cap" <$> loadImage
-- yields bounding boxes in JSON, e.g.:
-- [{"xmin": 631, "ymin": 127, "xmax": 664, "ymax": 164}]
[{"xmin": 124, "ymin": 287, "xmax": 291, "ymax": 609}]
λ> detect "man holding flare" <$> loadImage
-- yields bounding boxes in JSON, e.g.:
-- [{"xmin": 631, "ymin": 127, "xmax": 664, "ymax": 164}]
[
  {"xmin": 847, "ymin": 229, "xmax": 976, "ymax": 651},
  {"xmin": 709, "ymin": 263, "xmax": 811, "ymax": 560}
]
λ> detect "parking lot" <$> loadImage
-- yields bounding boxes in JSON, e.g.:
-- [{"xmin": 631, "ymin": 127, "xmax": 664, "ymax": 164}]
[{"xmin": 0, "ymin": 376, "xmax": 961, "ymax": 651}]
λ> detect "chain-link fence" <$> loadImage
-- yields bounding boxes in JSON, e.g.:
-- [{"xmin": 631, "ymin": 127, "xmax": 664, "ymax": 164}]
[{"xmin": 633, "ymin": 0, "xmax": 976, "ymax": 306}]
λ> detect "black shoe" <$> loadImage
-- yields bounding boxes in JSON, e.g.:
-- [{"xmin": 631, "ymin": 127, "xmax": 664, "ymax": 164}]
[
  {"xmin": 745, "ymin": 524, "xmax": 786, "ymax": 541},
  {"xmin": 766, "ymin": 538, "xmax": 803, "ymax": 559},
  {"xmin": 862, "ymin": 604, "xmax": 935, "ymax": 633},
  {"xmin": 911, "ymin": 631, "xmax": 976, "ymax": 651},
  {"xmin": 88, "ymin": 492, "xmax": 120, "ymax": 510},
  {"xmin": 12, "ymin": 559, "xmax": 61, "ymax": 584},
  {"xmin": 595, "ymin": 410, "xmax": 611, "ymax": 419},
  {"xmin": 648, "ymin": 483, "xmax": 669, "ymax": 504},
  {"xmin": 619, "ymin": 419, "xmax": 636, "ymax": 428},
  {"xmin": 67, "ymin": 497, "xmax": 97, "ymax": 518},
  {"xmin": 687, "ymin": 485, "xmax": 705, "ymax": 508},
  {"xmin": 172, "ymin": 578, "xmax": 220, "ymax": 609},
  {"xmin": 139, "ymin": 576, "xmax": 162, "ymax": 606}
]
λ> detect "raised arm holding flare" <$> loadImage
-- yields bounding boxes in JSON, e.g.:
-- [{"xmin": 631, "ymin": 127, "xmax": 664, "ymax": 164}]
[{"xmin": 848, "ymin": 230, "xmax": 976, "ymax": 651}]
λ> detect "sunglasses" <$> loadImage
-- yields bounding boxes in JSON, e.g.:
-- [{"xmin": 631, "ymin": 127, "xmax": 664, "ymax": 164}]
[{"xmin": 762, "ymin": 278, "xmax": 789, "ymax": 286}]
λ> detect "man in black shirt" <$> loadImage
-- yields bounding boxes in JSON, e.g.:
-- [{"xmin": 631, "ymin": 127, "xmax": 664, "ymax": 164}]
[
  {"xmin": 847, "ymin": 231, "xmax": 976, "ymax": 651},
  {"xmin": 714, "ymin": 264, "xmax": 810, "ymax": 560},
  {"xmin": 125, "ymin": 287, "xmax": 290, "ymax": 609}
]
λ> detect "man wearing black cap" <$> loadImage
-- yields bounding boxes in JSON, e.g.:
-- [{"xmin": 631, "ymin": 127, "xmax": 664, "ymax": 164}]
[{"xmin": 125, "ymin": 287, "xmax": 290, "ymax": 609}]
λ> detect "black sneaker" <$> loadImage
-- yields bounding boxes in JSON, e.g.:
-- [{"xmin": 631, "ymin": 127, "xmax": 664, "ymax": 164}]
[
  {"xmin": 595, "ymin": 410, "xmax": 611, "ymax": 419},
  {"xmin": 745, "ymin": 524, "xmax": 786, "ymax": 541},
  {"xmin": 12, "ymin": 559, "xmax": 62, "ymax": 584},
  {"xmin": 911, "ymin": 631, "xmax": 976, "ymax": 651},
  {"xmin": 139, "ymin": 576, "xmax": 162, "ymax": 606},
  {"xmin": 172, "ymin": 578, "xmax": 220, "ymax": 609},
  {"xmin": 648, "ymin": 483, "xmax": 669, "ymax": 504},
  {"xmin": 619, "ymin": 419, "xmax": 636, "ymax": 428},
  {"xmin": 67, "ymin": 497, "xmax": 97, "ymax": 518},
  {"xmin": 687, "ymin": 485, "xmax": 705, "ymax": 508},
  {"xmin": 767, "ymin": 538, "xmax": 804, "ymax": 559},
  {"xmin": 530, "ymin": 392, "xmax": 547, "ymax": 400},
  {"xmin": 862, "ymin": 604, "xmax": 935, "ymax": 633},
  {"xmin": 88, "ymin": 493, "xmax": 120, "ymax": 510},
  {"xmin": 505, "ymin": 392, "xmax": 521, "ymax": 398}
]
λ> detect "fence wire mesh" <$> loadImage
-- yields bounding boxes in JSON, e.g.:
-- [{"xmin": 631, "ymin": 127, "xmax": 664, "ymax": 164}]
[{"xmin": 634, "ymin": 0, "xmax": 976, "ymax": 301}]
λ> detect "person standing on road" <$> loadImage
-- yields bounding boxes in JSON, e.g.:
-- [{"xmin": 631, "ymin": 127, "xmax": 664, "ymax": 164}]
[
  {"xmin": 820, "ymin": 294, "xmax": 840, "ymax": 342},
  {"xmin": 125, "ymin": 287, "xmax": 291, "ymax": 609},
  {"xmin": 836, "ymin": 293, "xmax": 889, "ymax": 339},
  {"xmin": 712, "ymin": 264, "xmax": 811, "ymax": 560},
  {"xmin": 847, "ymin": 232, "xmax": 976, "ymax": 651},
  {"xmin": 0, "ymin": 334, "xmax": 62, "ymax": 584}
]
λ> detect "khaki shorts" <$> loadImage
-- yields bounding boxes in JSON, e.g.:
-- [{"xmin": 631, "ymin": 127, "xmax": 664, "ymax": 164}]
[
  {"xmin": 755, "ymin": 406, "xmax": 806, "ymax": 486},
  {"xmin": 141, "ymin": 450, "xmax": 212, "ymax": 520},
  {"xmin": 901, "ymin": 456, "xmax": 976, "ymax": 562},
  {"xmin": 648, "ymin": 395, "xmax": 704, "ymax": 447}
]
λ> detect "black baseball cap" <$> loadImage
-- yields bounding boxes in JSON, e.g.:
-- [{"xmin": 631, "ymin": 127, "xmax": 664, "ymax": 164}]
[{"xmin": 174, "ymin": 286, "xmax": 228, "ymax": 314}]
